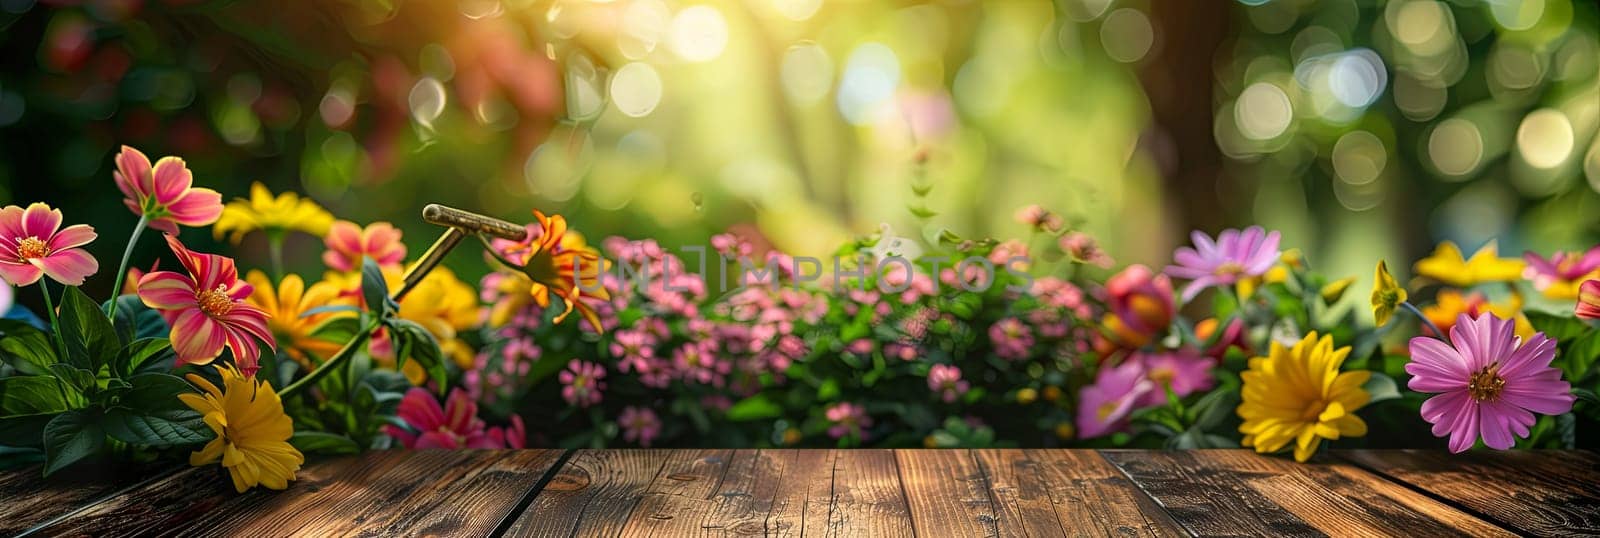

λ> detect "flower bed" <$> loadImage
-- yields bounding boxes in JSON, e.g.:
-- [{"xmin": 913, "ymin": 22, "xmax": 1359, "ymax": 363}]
[{"xmin": 1, "ymin": 146, "xmax": 1596, "ymax": 492}]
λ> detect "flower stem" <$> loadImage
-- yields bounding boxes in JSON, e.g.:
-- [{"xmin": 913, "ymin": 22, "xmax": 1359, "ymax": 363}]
[
  {"xmin": 278, "ymin": 317, "xmax": 379, "ymax": 399},
  {"xmin": 105, "ymin": 215, "xmax": 148, "ymax": 319},
  {"xmin": 268, "ymin": 232, "xmax": 286, "ymax": 282},
  {"xmin": 1401, "ymin": 301, "xmax": 1446, "ymax": 339},
  {"xmin": 39, "ymin": 281, "xmax": 66, "ymax": 358}
]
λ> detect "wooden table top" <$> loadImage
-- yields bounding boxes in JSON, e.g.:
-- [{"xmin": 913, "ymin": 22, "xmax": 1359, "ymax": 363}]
[{"xmin": 2, "ymin": 449, "xmax": 1597, "ymax": 536}]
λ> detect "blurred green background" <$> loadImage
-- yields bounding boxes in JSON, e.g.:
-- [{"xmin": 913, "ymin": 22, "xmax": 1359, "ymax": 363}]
[{"xmin": 0, "ymin": 0, "xmax": 1596, "ymax": 310}]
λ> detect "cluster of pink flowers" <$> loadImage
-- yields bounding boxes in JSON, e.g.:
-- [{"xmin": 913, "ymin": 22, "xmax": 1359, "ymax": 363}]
[{"xmin": 826, "ymin": 402, "xmax": 872, "ymax": 440}]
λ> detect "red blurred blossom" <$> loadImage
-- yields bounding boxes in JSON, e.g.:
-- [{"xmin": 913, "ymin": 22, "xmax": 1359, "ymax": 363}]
[
  {"xmin": 1578, "ymin": 280, "xmax": 1600, "ymax": 320},
  {"xmin": 1100, "ymin": 264, "xmax": 1175, "ymax": 350},
  {"xmin": 385, "ymin": 388, "xmax": 507, "ymax": 449}
]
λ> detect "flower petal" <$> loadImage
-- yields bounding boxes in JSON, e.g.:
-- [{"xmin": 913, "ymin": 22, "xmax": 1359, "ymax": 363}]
[
  {"xmin": 138, "ymin": 271, "xmax": 198, "ymax": 310},
  {"xmin": 0, "ymin": 261, "xmax": 43, "ymax": 287},
  {"xmin": 149, "ymin": 156, "xmax": 194, "ymax": 204},
  {"xmin": 167, "ymin": 188, "xmax": 224, "ymax": 227},
  {"xmin": 48, "ymin": 224, "xmax": 96, "ymax": 251},
  {"xmin": 20, "ymin": 203, "xmax": 62, "ymax": 239},
  {"xmin": 31, "ymin": 249, "xmax": 98, "ymax": 286},
  {"xmin": 171, "ymin": 309, "xmax": 228, "ymax": 365},
  {"xmin": 114, "ymin": 145, "xmax": 153, "ymax": 201}
]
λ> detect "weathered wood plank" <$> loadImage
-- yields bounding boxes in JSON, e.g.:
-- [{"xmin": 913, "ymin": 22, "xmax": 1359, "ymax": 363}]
[
  {"xmin": 504, "ymin": 449, "xmax": 672, "ymax": 538},
  {"xmin": 703, "ymin": 450, "xmax": 795, "ymax": 536},
  {"xmin": 1102, "ymin": 449, "xmax": 1321, "ymax": 537},
  {"xmin": 35, "ymin": 449, "xmax": 563, "ymax": 537},
  {"xmin": 1198, "ymin": 450, "xmax": 1511, "ymax": 537},
  {"xmin": 0, "ymin": 463, "xmax": 177, "ymax": 536},
  {"xmin": 1027, "ymin": 450, "xmax": 1184, "ymax": 537},
  {"xmin": 764, "ymin": 449, "xmax": 836, "ymax": 537},
  {"xmin": 1343, "ymin": 449, "xmax": 1600, "ymax": 536},
  {"xmin": 971, "ymin": 450, "xmax": 1068, "ymax": 538},
  {"xmin": 896, "ymin": 449, "xmax": 1009, "ymax": 537},
  {"xmin": 829, "ymin": 449, "xmax": 913, "ymax": 537},
  {"xmin": 617, "ymin": 449, "xmax": 735, "ymax": 537}
]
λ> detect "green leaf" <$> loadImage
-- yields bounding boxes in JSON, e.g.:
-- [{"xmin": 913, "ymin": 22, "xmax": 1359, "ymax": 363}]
[
  {"xmin": 0, "ymin": 376, "xmax": 72, "ymax": 416},
  {"xmin": 1188, "ymin": 389, "xmax": 1239, "ymax": 431},
  {"xmin": 1559, "ymin": 331, "xmax": 1600, "ymax": 383},
  {"xmin": 0, "ymin": 320, "xmax": 59, "ymax": 375},
  {"xmin": 290, "ymin": 431, "xmax": 360, "ymax": 455},
  {"xmin": 727, "ymin": 394, "xmax": 783, "ymax": 421},
  {"xmin": 108, "ymin": 295, "xmax": 168, "ymax": 344},
  {"xmin": 1362, "ymin": 372, "xmax": 1402, "ymax": 405},
  {"xmin": 58, "ymin": 286, "xmax": 118, "ymax": 371},
  {"xmin": 390, "ymin": 319, "xmax": 446, "ymax": 391},
  {"xmin": 102, "ymin": 409, "xmax": 209, "ymax": 447},
  {"xmin": 42, "ymin": 410, "xmax": 103, "ymax": 475},
  {"xmin": 360, "ymin": 257, "xmax": 391, "ymax": 316},
  {"xmin": 119, "ymin": 338, "xmax": 174, "ymax": 377},
  {"xmin": 48, "ymin": 364, "xmax": 95, "ymax": 395},
  {"xmin": 1526, "ymin": 311, "xmax": 1588, "ymax": 343},
  {"xmin": 123, "ymin": 373, "xmax": 198, "ymax": 414},
  {"xmin": 0, "ymin": 414, "xmax": 54, "ymax": 448}
]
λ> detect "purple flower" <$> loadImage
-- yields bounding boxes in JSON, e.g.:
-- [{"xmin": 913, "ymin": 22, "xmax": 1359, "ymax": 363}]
[
  {"xmin": 1134, "ymin": 351, "xmax": 1216, "ymax": 407},
  {"xmin": 619, "ymin": 406, "xmax": 661, "ymax": 447},
  {"xmin": 1077, "ymin": 359, "xmax": 1155, "ymax": 439},
  {"xmin": 1407, "ymin": 313, "xmax": 1575, "ymax": 452},
  {"xmin": 927, "ymin": 364, "xmax": 969, "ymax": 403},
  {"xmin": 559, "ymin": 360, "xmax": 606, "ymax": 408},
  {"xmin": 1523, "ymin": 248, "xmax": 1600, "ymax": 299},
  {"xmin": 1165, "ymin": 226, "xmax": 1282, "ymax": 301},
  {"xmin": 826, "ymin": 402, "xmax": 872, "ymax": 440}
]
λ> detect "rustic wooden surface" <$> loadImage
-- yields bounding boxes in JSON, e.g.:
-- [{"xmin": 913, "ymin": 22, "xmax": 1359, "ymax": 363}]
[{"xmin": 3, "ymin": 449, "xmax": 1596, "ymax": 537}]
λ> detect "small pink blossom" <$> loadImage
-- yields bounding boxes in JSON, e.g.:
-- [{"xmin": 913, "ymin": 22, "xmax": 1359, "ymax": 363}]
[
  {"xmin": 385, "ymin": 388, "xmax": 506, "ymax": 449},
  {"xmin": 619, "ymin": 406, "xmax": 661, "ymax": 447},
  {"xmin": 1077, "ymin": 359, "xmax": 1155, "ymax": 439},
  {"xmin": 989, "ymin": 317, "xmax": 1034, "ymax": 360},
  {"xmin": 559, "ymin": 360, "xmax": 606, "ymax": 408},
  {"xmin": 1059, "ymin": 231, "xmax": 1113, "ymax": 268},
  {"xmin": 826, "ymin": 402, "xmax": 872, "ymax": 440},
  {"xmin": 927, "ymin": 364, "xmax": 969, "ymax": 403},
  {"xmin": 113, "ymin": 146, "xmax": 223, "ymax": 234},
  {"xmin": 0, "ymin": 203, "xmax": 98, "ymax": 286},
  {"xmin": 322, "ymin": 220, "xmax": 406, "ymax": 272}
]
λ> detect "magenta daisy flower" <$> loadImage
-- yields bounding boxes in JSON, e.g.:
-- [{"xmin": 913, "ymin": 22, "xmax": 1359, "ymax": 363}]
[
  {"xmin": 1407, "ymin": 313, "xmax": 1575, "ymax": 452},
  {"xmin": 558, "ymin": 359, "xmax": 606, "ymax": 408},
  {"xmin": 1076, "ymin": 358, "xmax": 1155, "ymax": 439},
  {"xmin": 0, "ymin": 203, "xmax": 98, "ymax": 286},
  {"xmin": 1165, "ymin": 226, "xmax": 1282, "ymax": 301}
]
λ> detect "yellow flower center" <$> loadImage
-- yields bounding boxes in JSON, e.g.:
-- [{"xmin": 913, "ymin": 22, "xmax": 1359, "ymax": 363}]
[
  {"xmin": 197, "ymin": 285, "xmax": 235, "ymax": 317},
  {"xmin": 1377, "ymin": 289, "xmax": 1399, "ymax": 305},
  {"xmin": 1149, "ymin": 366, "xmax": 1175, "ymax": 387},
  {"xmin": 1096, "ymin": 401, "xmax": 1119, "ymax": 421},
  {"xmin": 17, "ymin": 237, "xmax": 49, "ymax": 259},
  {"xmin": 1468, "ymin": 363, "xmax": 1506, "ymax": 402},
  {"xmin": 1215, "ymin": 262, "xmax": 1246, "ymax": 277}
]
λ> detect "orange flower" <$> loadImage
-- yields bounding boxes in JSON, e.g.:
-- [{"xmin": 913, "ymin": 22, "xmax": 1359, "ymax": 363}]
[
  {"xmin": 492, "ymin": 211, "xmax": 608, "ymax": 332},
  {"xmin": 1423, "ymin": 289, "xmax": 1532, "ymax": 340},
  {"xmin": 322, "ymin": 220, "xmax": 406, "ymax": 272}
]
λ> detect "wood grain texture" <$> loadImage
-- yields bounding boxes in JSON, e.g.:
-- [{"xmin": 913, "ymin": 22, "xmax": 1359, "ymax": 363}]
[
  {"xmin": 1102, "ymin": 450, "xmax": 1323, "ymax": 537},
  {"xmin": 504, "ymin": 449, "xmax": 672, "ymax": 537},
  {"xmin": 35, "ymin": 449, "xmax": 563, "ymax": 537},
  {"xmin": 703, "ymin": 450, "xmax": 796, "ymax": 536},
  {"xmin": 617, "ymin": 449, "xmax": 735, "ymax": 537},
  {"xmin": 972, "ymin": 449, "xmax": 1068, "ymax": 538},
  {"xmin": 0, "ymin": 463, "xmax": 177, "ymax": 536},
  {"xmin": 895, "ymin": 450, "xmax": 1010, "ymax": 537},
  {"xmin": 1197, "ymin": 450, "xmax": 1512, "ymax": 538},
  {"xmin": 1028, "ymin": 450, "xmax": 1184, "ymax": 537},
  {"xmin": 1343, "ymin": 449, "xmax": 1600, "ymax": 536},
  {"xmin": 828, "ymin": 449, "xmax": 913, "ymax": 537},
  {"xmin": 764, "ymin": 449, "xmax": 836, "ymax": 537}
]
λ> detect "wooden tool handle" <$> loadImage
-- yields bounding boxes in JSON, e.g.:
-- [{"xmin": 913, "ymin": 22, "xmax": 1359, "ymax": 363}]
[{"xmin": 422, "ymin": 204, "xmax": 528, "ymax": 241}]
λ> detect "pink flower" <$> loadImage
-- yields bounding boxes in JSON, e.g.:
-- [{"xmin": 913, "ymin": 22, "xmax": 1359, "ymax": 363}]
[
  {"xmin": 1578, "ymin": 280, "xmax": 1600, "ymax": 320},
  {"xmin": 673, "ymin": 343, "xmax": 728, "ymax": 387},
  {"xmin": 1165, "ymin": 226, "xmax": 1282, "ymax": 301},
  {"xmin": 385, "ymin": 388, "xmax": 505, "ymax": 449},
  {"xmin": 491, "ymin": 415, "xmax": 527, "ymax": 449},
  {"xmin": 1014, "ymin": 204, "xmax": 1063, "ymax": 232},
  {"xmin": 1523, "ymin": 249, "xmax": 1600, "ymax": 299},
  {"xmin": 137, "ymin": 235, "xmax": 274, "ymax": 376},
  {"xmin": 988, "ymin": 240, "xmax": 1030, "ymax": 268},
  {"xmin": 989, "ymin": 317, "xmax": 1034, "ymax": 360},
  {"xmin": 0, "ymin": 203, "xmax": 98, "ymax": 286},
  {"xmin": 619, "ymin": 406, "xmax": 661, "ymax": 447},
  {"xmin": 113, "ymin": 146, "xmax": 223, "ymax": 234},
  {"xmin": 1407, "ymin": 313, "xmax": 1575, "ymax": 452},
  {"xmin": 322, "ymin": 220, "xmax": 407, "ymax": 272},
  {"xmin": 826, "ymin": 402, "xmax": 872, "ymax": 440},
  {"xmin": 559, "ymin": 360, "xmax": 606, "ymax": 408},
  {"xmin": 1077, "ymin": 359, "xmax": 1155, "ymax": 439},
  {"xmin": 927, "ymin": 364, "xmax": 969, "ymax": 403},
  {"xmin": 1059, "ymin": 232, "xmax": 1113, "ymax": 268},
  {"xmin": 1134, "ymin": 351, "xmax": 1216, "ymax": 407},
  {"xmin": 1102, "ymin": 265, "xmax": 1175, "ymax": 349}
]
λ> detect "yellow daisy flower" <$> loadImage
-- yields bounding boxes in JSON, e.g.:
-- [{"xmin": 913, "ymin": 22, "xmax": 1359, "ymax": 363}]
[
  {"xmin": 180, "ymin": 364, "xmax": 305, "ymax": 493},
  {"xmin": 213, "ymin": 182, "xmax": 335, "ymax": 244},
  {"xmin": 1238, "ymin": 332, "xmax": 1370, "ymax": 462},
  {"xmin": 1370, "ymin": 261, "xmax": 1407, "ymax": 327},
  {"xmin": 245, "ymin": 270, "xmax": 353, "ymax": 370},
  {"xmin": 1413, "ymin": 240, "xmax": 1525, "ymax": 287}
]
